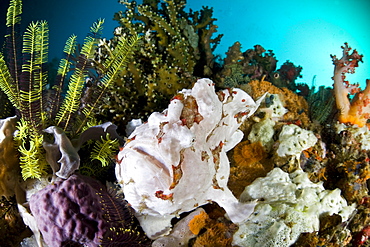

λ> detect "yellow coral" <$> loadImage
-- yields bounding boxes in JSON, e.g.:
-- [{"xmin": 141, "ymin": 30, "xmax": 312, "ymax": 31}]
[
  {"xmin": 233, "ymin": 140, "xmax": 267, "ymax": 167},
  {"xmin": 192, "ymin": 222, "xmax": 233, "ymax": 247},
  {"xmin": 229, "ymin": 140, "xmax": 273, "ymax": 197},
  {"xmin": 189, "ymin": 210, "xmax": 209, "ymax": 235}
]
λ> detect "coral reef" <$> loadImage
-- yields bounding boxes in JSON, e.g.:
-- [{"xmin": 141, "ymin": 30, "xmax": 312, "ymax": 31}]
[
  {"xmin": 233, "ymin": 141, "xmax": 267, "ymax": 168},
  {"xmin": 350, "ymin": 197, "xmax": 370, "ymax": 246},
  {"xmin": 192, "ymin": 220, "xmax": 234, "ymax": 247},
  {"xmin": 322, "ymin": 123, "xmax": 370, "ymax": 204},
  {"xmin": 292, "ymin": 214, "xmax": 352, "ymax": 246},
  {"xmin": 249, "ymin": 118, "xmax": 275, "ymax": 145},
  {"xmin": 93, "ymin": 0, "xmax": 305, "ymax": 135},
  {"xmin": 29, "ymin": 174, "xmax": 106, "ymax": 246},
  {"xmin": 0, "ymin": 0, "xmax": 369, "ymax": 246}
]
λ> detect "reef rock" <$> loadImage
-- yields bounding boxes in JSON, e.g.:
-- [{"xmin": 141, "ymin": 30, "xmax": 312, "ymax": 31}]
[{"xmin": 115, "ymin": 78, "xmax": 264, "ymax": 238}]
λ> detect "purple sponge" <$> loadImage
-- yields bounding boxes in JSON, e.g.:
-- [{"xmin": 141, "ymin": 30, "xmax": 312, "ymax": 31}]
[{"xmin": 29, "ymin": 174, "xmax": 108, "ymax": 247}]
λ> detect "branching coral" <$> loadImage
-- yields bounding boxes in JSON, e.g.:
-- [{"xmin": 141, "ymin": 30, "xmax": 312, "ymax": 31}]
[
  {"xmin": 331, "ymin": 43, "xmax": 369, "ymax": 127},
  {"xmin": 94, "ymin": 0, "xmax": 222, "ymax": 129},
  {"xmin": 214, "ymin": 43, "xmax": 302, "ymax": 92}
]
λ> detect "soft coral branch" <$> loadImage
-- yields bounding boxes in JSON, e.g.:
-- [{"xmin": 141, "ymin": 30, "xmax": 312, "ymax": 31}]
[{"xmin": 331, "ymin": 42, "xmax": 369, "ymax": 127}]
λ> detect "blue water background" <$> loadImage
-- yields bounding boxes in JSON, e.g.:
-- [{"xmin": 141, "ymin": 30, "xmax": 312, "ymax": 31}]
[{"xmin": 0, "ymin": 0, "xmax": 369, "ymax": 89}]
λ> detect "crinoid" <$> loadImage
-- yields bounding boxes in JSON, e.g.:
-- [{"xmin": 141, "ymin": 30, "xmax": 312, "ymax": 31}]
[
  {"xmin": 98, "ymin": 183, "xmax": 151, "ymax": 246},
  {"xmin": 0, "ymin": 0, "xmax": 140, "ymax": 180}
]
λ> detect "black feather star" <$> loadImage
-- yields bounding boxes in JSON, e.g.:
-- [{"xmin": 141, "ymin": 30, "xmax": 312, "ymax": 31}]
[{"xmin": 97, "ymin": 183, "xmax": 152, "ymax": 247}]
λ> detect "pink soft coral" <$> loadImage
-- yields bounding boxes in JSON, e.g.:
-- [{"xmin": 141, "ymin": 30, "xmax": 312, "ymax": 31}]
[{"xmin": 331, "ymin": 43, "xmax": 370, "ymax": 127}]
